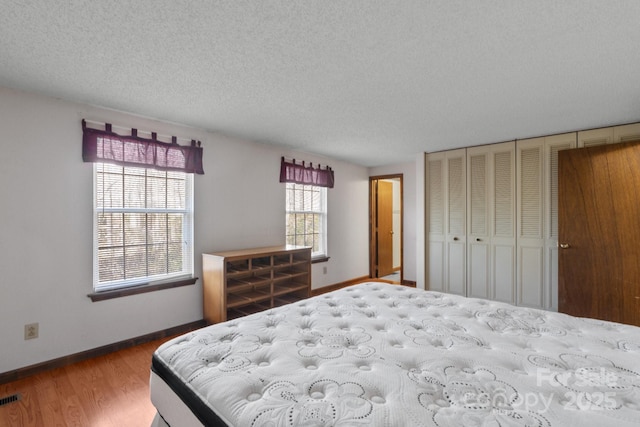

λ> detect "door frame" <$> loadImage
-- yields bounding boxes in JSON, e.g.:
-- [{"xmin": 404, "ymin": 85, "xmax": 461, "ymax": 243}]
[{"xmin": 369, "ymin": 174, "xmax": 403, "ymax": 283}]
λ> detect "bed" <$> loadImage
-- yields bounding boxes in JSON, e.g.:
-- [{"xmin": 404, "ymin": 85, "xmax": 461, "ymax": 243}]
[{"xmin": 150, "ymin": 282, "xmax": 640, "ymax": 426}]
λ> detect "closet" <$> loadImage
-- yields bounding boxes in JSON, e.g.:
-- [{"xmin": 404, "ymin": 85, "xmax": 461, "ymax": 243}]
[
  {"xmin": 426, "ymin": 122, "xmax": 640, "ymax": 311},
  {"xmin": 466, "ymin": 142, "xmax": 516, "ymax": 303},
  {"xmin": 515, "ymin": 133, "xmax": 576, "ymax": 310},
  {"xmin": 426, "ymin": 134, "xmax": 575, "ymax": 309},
  {"xmin": 427, "ymin": 148, "xmax": 466, "ymax": 296},
  {"xmin": 427, "ymin": 142, "xmax": 516, "ymax": 302}
]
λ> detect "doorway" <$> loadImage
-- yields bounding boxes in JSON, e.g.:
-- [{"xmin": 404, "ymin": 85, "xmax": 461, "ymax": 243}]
[{"xmin": 369, "ymin": 175, "xmax": 403, "ymax": 284}]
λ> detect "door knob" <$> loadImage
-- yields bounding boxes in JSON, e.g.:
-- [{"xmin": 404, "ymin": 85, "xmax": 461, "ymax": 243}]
[
  {"xmin": 453, "ymin": 237, "xmax": 459, "ymax": 241},
  {"xmin": 476, "ymin": 238, "xmax": 482, "ymax": 242},
  {"xmin": 559, "ymin": 243, "xmax": 570, "ymax": 249}
]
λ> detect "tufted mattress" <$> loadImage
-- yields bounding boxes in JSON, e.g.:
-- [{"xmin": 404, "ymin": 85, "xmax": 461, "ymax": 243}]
[{"xmin": 150, "ymin": 282, "xmax": 640, "ymax": 426}]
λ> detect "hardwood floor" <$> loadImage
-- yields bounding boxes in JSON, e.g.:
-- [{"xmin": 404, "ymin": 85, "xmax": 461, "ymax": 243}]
[{"xmin": 0, "ymin": 336, "xmax": 173, "ymax": 427}]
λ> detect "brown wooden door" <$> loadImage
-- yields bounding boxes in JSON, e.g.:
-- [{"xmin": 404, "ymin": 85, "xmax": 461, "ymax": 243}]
[
  {"xmin": 558, "ymin": 141, "xmax": 640, "ymax": 326},
  {"xmin": 376, "ymin": 180, "xmax": 394, "ymax": 277}
]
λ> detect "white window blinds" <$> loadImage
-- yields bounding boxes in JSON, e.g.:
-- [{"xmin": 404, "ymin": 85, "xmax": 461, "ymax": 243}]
[{"xmin": 94, "ymin": 163, "xmax": 194, "ymax": 291}]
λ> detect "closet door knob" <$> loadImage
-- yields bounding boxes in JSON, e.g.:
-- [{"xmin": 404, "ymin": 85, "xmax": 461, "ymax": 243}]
[
  {"xmin": 559, "ymin": 243, "xmax": 570, "ymax": 249},
  {"xmin": 453, "ymin": 237, "xmax": 459, "ymax": 241},
  {"xmin": 476, "ymin": 238, "xmax": 482, "ymax": 242}
]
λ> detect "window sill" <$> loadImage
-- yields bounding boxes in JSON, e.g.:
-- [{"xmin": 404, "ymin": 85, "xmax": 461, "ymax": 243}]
[
  {"xmin": 88, "ymin": 277, "xmax": 198, "ymax": 302},
  {"xmin": 311, "ymin": 256, "xmax": 330, "ymax": 264}
]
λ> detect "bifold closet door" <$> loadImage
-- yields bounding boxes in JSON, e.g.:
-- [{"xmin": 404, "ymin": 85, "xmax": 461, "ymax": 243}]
[
  {"xmin": 467, "ymin": 142, "xmax": 516, "ymax": 303},
  {"xmin": 467, "ymin": 149, "xmax": 489, "ymax": 299},
  {"xmin": 517, "ymin": 133, "xmax": 576, "ymax": 310},
  {"xmin": 578, "ymin": 123, "xmax": 640, "ymax": 148},
  {"xmin": 427, "ymin": 149, "xmax": 466, "ymax": 295}
]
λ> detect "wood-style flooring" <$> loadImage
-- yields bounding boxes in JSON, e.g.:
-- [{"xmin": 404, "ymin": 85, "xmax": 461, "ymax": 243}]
[{"xmin": 0, "ymin": 336, "xmax": 172, "ymax": 427}]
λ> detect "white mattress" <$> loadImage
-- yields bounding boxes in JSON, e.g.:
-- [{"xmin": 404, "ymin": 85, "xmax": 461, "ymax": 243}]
[{"xmin": 151, "ymin": 282, "xmax": 640, "ymax": 426}]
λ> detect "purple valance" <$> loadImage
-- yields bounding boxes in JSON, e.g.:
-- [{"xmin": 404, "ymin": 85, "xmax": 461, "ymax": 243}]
[
  {"xmin": 82, "ymin": 120, "xmax": 204, "ymax": 174},
  {"xmin": 279, "ymin": 157, "xmax": 334, "ymax": 188}
]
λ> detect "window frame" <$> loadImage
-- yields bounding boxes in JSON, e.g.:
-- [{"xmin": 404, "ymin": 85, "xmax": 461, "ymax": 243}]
[
  {"xmin": 90, "ymin": 162, "xmax": 195, "ymax": 296},
  {"xmin": 285, "ymin": 183, "xmax": 328, "ymax": 259}
]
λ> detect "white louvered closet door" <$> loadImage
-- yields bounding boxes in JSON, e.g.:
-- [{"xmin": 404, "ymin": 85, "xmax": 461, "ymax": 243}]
[
  {"xmin": 517, "ymin": 134, "xmax": 576, "ymax": 310},
  {"xmin": 490, "ymin": 143, "xmax": 516, "ymax": 304},
  {"xmin": 427, "ymin": 153, "xmax": 446, "ymax": 292},
  {"xmin": 577, "ymin": 127, "xmax": 613, "ymax": 148},
  {"xmin": 446, "ymin": 151, "xmax": 467, "ymax": 296},
  {"xmin": 578, "ymin": 123, "xmax": 640, "ymax": 148},
  {"xmin": 517, "ymin": 138, "xmax": 545, "ymax": 308},
  {"xmin": 426, "ymin": 149, "xmax": 466, "ymax": 294},
  {"xmin": 613, "ymin": 123, "xmax": 640, "ymax": 143},
  {"xmin": 467, "ymin": 142, "xmax": 515, "ymax": 302},
  {"xmin": 544, "ymin": 134, "xmax": 576, "ymax": 310},
  {"xmin": 467, "ymin": 148, "xmax": 489, "ymax": 299}
]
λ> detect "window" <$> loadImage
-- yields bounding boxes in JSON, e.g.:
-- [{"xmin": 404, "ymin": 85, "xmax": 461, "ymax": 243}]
[
  {"xmin": 285, "ymin": 183, "xmax": 327, "ymax": 258},
  {"xmin": 93, "ymin": 163, "xmax": 194, "ymax": 292}
]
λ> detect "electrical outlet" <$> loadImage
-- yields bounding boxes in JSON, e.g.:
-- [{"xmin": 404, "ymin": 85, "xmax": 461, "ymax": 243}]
[
  {"xmin": 322, "ymin": 266, "xmax": 327, "ymax": 275},
  {"xmin": 24, "ymin": 323, "xmax": 39, "ymax": 340}
]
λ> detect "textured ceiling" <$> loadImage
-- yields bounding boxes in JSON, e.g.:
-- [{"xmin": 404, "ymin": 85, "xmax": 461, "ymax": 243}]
[{"xmin": 2, "ymin": 1, "xmax": 640, "ymax": 167}]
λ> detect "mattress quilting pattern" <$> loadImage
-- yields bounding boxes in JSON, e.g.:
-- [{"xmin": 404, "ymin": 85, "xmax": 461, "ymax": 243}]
[{"xmin": 153, "ymin": 283, "xmax": 640, "ymax": 426}]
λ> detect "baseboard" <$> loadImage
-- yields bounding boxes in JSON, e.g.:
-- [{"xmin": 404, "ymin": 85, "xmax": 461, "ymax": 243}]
[
  {"xmin": 311, "ymin": 275, "xmax": 371, "ymax": 296},
  {"xmin": 311, "ymin": 275, "xmax": 416, "ymax": 296},
  {"xmin": 0, "ymin": 319, "xmax": 206, "ymax": 385}
]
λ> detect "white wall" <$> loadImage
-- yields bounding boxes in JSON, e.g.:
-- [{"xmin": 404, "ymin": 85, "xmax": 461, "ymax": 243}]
[
  {"xmin": 368, "ymin": 162, "xmax": 416, "ymax": 282},
  {"xmin": 0, "ymin": 86, "xmax": 370, "ymax": 374},
  {"xmin": 415, "ymin": 153, "xmax": 426, "ymax": 289}
]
